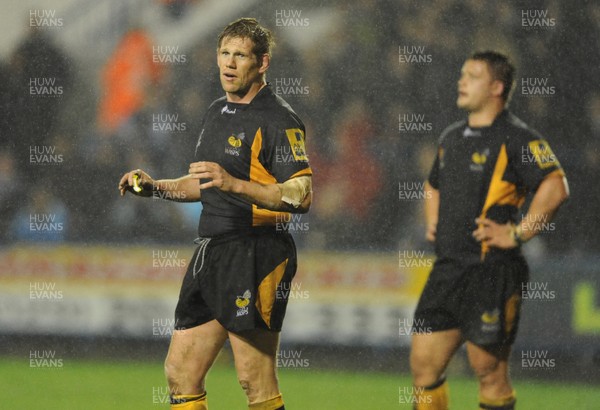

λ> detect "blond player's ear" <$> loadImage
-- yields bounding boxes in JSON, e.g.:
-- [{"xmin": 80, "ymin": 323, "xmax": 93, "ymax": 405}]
[{"xmin": 258, "ymin": 53, "xmax": 270, "ymax": 74}]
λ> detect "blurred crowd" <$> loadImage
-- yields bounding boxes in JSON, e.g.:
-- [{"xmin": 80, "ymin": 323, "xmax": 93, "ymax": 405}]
[{"xmin": 1, "ymin": 0, "xmax": 599, "ymax": 255}]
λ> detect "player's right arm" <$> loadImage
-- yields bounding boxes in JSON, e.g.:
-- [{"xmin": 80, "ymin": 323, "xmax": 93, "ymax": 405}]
[
  {"xmin": 424, "ymin": 181, "xmax": 439, "ymax": 242},
  {"xmin": 118, "ymin": 170, "xmax": 201, "ymax": 202}
]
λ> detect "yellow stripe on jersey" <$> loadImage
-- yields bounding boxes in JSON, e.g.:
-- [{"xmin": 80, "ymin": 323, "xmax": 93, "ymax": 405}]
[
  {"xmin": 250, "ymin": 127, "xmax": 291, "ymax": 226},
  {"xmin": 479, "ymin": 144, "xmax": 525, "ymax": 258},
  {"xmin": 250, "ymin": 127, "xmax": 277, "ymax": 185},
  {"xmin": 289, "ymin": 168, "xmax": 313, "ymax": 178},
  {"xmin": 249, "ymin": 127, "xmax": 312, "ymax": 226}
]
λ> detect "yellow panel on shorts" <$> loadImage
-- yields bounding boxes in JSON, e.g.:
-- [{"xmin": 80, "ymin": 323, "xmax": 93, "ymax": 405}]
[{"xmin": 255, "ymin": 258, "xmax": 289, "ymax": 329}]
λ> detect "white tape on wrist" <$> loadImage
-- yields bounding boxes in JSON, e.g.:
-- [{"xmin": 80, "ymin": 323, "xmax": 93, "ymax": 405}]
[{"xmin": 278, "ymin": 176, "xmax": 311, "ymax": 208}]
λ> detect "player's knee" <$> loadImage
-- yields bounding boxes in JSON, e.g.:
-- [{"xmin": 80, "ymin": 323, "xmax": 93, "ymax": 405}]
[
  {"xmin": 470, "ymin": 359, "xmax": 502, "ymax": 385},
  {"xmin": 164, "ymin": 357, "xmax": 182, "ymax": 389},
  {"xmin": 410, "ymin": 351, "xmax": 442, "ymax": 386},
  {"xmin": 164, "ymin": 356, "xmax": 204, "ymax": 393}
]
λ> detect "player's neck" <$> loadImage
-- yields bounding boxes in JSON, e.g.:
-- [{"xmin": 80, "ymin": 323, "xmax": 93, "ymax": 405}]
[
  {"xmin": 467, "ymin": 101, "xmax": 505, "ymax": 128},
  {"xmin": 226, "ymin": 82, "xmax": 266, "ymax": 104}
]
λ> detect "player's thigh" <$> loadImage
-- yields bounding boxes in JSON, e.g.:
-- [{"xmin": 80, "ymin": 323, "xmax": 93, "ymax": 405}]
[
  {"xmin": 165, "ymin": 319, "xmax": 228, "ymax": 379},
  {"xmin": 465, "ymin": 341, "xmax": 510, "ymax": 379},
  {"xmin": 410, "ymin": 329, "xmax": 463, "ymax": 380},
  {"xmin": 229, "ymin": 329, "xmax": 280, "ymax": 389}
]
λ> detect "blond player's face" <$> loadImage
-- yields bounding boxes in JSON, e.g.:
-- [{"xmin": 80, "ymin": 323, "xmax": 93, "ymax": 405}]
[
  {"xmin": 456, "ymin": 59, "xmax": 499, "ymax": 112},
  {"xmin": 217, "ymin": 36, "xmax": 267, "ymax": 99}
]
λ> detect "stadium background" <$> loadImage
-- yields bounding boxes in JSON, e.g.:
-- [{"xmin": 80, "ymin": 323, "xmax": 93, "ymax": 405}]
[{"xmin": 1, "ymin": 0, "xmax": 599, "ymax": 408}]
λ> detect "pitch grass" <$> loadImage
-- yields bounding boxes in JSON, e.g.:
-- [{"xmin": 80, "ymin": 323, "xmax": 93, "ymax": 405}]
[{"xmin": 1, "ymin": 357, "xmax": 598, "ymax": 409}]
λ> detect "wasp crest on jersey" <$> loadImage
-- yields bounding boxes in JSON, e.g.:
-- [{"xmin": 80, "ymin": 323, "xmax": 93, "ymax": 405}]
[
  {"xmin": 470, "ymin": 148, "xmax": 489, "ymax": 171},
  {"xmin": 225, "ymin": 132, "xmax": 245, "ymax": 156},
  {"xmin": 285, "ymin": 128, "xmax": 308, "ymax": 162}
]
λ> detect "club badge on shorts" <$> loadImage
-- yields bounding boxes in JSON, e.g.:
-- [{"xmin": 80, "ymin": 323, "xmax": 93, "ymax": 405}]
[
  {"xmin": 480, "ymin": 308, "xmax": 500, "ymax": 333},
  {"xmin": 236, "ymin": 290, "xmax": 251, "ymax": 317}
]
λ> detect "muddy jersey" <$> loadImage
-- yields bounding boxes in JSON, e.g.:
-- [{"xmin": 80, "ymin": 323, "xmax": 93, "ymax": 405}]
[
  {"xmin": 194, "ymin": 85, "xmax": 312, "ymax": 237},
  {"xmin": 428, "ymin": 110, "xmax": 564, "ymax": 263}
]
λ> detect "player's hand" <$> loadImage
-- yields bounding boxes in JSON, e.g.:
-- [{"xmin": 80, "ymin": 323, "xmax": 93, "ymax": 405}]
[
  {"xmin": 188, "ymin": 161, "xmax": 237, "ymax": 192},
  {"xmin": 472, "ymin": 217, "xmax": 517, "ymax": 249},
  {"xmin": 425, "ymin": 223, "xmax": 437, "ymax": 242},
  {"xmin": 118, "ymin": 169, "xmax": 155, "ymax": 197}
]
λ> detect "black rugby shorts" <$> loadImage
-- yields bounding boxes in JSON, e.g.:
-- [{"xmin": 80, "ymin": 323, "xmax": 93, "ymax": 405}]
[
  {"xmin": 413, "ymin": 254, "xmax": 528, "ymax": 346},
  {"xmin": 174, "ymin": 229, "xmax": 297, "ymax": 333}
]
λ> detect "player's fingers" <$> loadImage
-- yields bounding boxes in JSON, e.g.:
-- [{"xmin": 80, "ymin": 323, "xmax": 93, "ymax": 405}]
[
  {"xmin": 120, "ymin": 171, "xmax": 135, "ymax": 187},
  {"xmin": 119, "ymin": 172, "xmax": 135, "ymax": 196},
  {"xmin": 127, "ymin": 170, "xmax": 140, "ymax": 187},
  {"xmin": 472, "ymin": 227, "xmax": 487, "ymax": 242},
  {"xmin": 475, "ymin": 217, "xmax": 491, "ymax": 227},
  {"xmin": 189, "ymin": 161, "xmax": 214, "ymax": 171},
  {"xmin": 189, "ymin": 165, "xmax": 207, "ymax": 175},
  {"xmin": 117, "ymin": 178, "xmax": 127, "ymax": 195},
  {"xmin": 200, "ymin": 176, "xmax": 225, "ymax": 189},
  {"xmin": 189, "ymin": 171, "xmax": 213, "ymax": 180},
  {"xmin": 199, "ymin": 180, "xmax": 216, "ymax": 190}
]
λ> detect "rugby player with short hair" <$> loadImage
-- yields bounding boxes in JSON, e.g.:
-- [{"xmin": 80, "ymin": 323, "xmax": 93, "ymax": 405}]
[
  {"xmin": 118, "ymin": 18, "xmax": 312, "ymax": 410},
  {"xmin": 410, "ymin": 51, "xmax": 569, "ymax": 409}
]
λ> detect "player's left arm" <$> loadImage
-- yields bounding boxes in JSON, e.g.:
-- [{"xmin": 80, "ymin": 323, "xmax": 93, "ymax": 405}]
[
  {"xmin": 473, "ymin": 171, "xmax": 569, "ymax": 248},
  {"xmin": 188, "ymin": 161, "xmax": 312, "ymax": 213}
]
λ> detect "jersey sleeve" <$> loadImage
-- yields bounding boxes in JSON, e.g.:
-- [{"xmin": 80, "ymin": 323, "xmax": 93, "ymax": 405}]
[
  {"xmin": 508, "ymin": 132, "xmax": 564, "ymax": 192},
  {"xmin": 427, "ymin": 149, "xmax": 441, "ymax": 189},
  {"xmin": 427, "ymin": 122, "xmax": 459, "ymax": 190},
  {"xmin": 261, "ymin": 120, "xmax": 312, "ymax": 182}
]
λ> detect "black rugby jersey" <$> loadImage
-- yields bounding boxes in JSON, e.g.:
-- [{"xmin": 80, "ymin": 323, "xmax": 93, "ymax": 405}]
[
  {"xmin": 194, "ymin": 85, "xmax": 312, "ymax": 237},
  {"xmin": 428, "ymin": 110, "xmax": 564, "ymax": 263}
]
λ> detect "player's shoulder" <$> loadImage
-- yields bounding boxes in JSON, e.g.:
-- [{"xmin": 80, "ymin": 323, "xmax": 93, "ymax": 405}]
[
  {"xmin": 501, "ymin": 111, "xmax": 544, "ymax": 143},
  {"xmin": 438, "ymin": 119, "xmax": 467, "ymax": 145},
  {"xmin": 205, "ymin": 96, "xmax": 228, "ymax": 115},
  {"xmin": 258, "ymin": 86, "xmax": 305, "ymax": 129}
]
